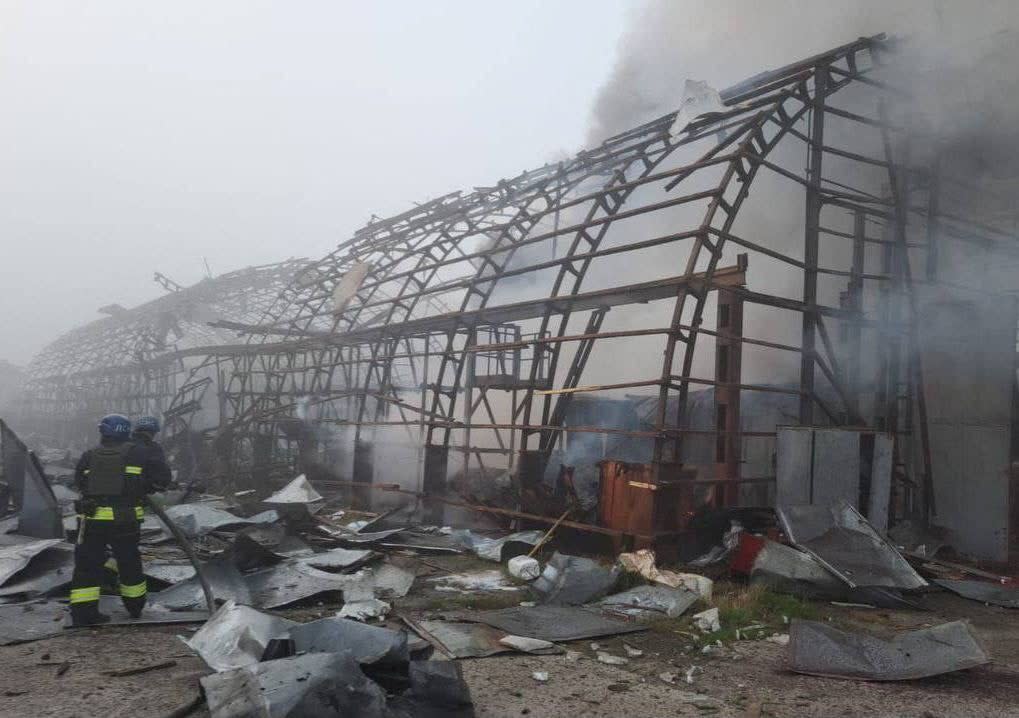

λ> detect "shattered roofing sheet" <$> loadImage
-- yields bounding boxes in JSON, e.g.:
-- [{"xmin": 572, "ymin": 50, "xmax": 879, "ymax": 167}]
[
  {"xmin": 777, "ymin": 501, "xmax": 926, "ymax": 590},
  {"xmin": 414, "ymin": 619, "xmax": 562, "ymax": 659},
  {"xmin": 297, "ymin": 547, "xmax": 374, "ymax": 571},
  {"xmin": 453, "ymin": 530, "xmax": 545, "ymax": 562},
  {"xmin": 463, "ymin": 605, "xmax": 645, "ymax": 642},
  {"xmin": 186, "ymin": 600, "xmax": 297, "ymax": 672},
  {"xmin": 936, "ymin": 579, "xmax": 1019, "ymax": 609},
  {"xmin": 201, "ymin": 650, "xmax": 387, "ymax": 718},
  {"xmin": 332, "ymin": 527, "xmax": 407, "ymax": 544},
  {"xmin": 0, "ymin": 543, "xmax": 73, "ymax": 599},
  {"xmin": 245, "ymin": 561, "xmax": 369, "ymax": 609},
  {"xmin": 0, "ymin": 538, "xmax": 63, "ymax": 586},
  {"xmin": 287, "ymin": 616, "xmax": 408, "ymax": 666},
  {"xmin": 144, "ymin": 562, "xmax": 196, "ymax": 585},
  {"xmin": 599, "ymin": 585, "xmax": 699, "ymax": 619},
  {"xmin": 152, "ymin": 558, "xmax": 252, "ymax": 610},
  {"xmin": 788, "ymin": 619, "xmax": 989, "ymax": 680},
  {"xmin": 230, "ymin": 528, "xmax": 314, "ymax": 571},
  {"xmin": 160, "ymin": 503, "xmax": 278, "ymax": 538},
  {"xmin": 264, "ymin": 474, "xmax": 323, "ymax": 505}
]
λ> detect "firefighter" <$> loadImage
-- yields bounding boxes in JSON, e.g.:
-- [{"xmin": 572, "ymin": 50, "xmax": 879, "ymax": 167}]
[
  {"xmin": 69, "ymin": 414, "xmax": 170, "ymax": 626},
  {"xmin": 131, "ymin": 415, "xmax": 172, "ymax": 490}
]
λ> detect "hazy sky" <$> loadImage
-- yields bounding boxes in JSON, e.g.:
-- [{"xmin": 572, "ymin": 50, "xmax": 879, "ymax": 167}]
[{"xmin": 0, "ymin": 1, "xmax": 632, "ymax": 365}]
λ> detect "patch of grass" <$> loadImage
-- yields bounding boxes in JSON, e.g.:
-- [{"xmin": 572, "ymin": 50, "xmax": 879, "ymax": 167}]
[{"xmin": 651, "ymin": 582, "xmax": 828, "ymax": 647}]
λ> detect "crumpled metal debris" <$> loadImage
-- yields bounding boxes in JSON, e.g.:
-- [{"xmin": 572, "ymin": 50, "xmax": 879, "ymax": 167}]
[
  {"xmin": 152, "ymin": 558, "xmax": 252, "ymax": 610},
  {"xmin": 0, "ymin": 542, "xmax": 73, "ymax": 599},
  {"xmin": 599, "ymin": 584, "xmax": 698, "ymax": 620},
  {"xmin": 338, "ymin": 598, "xmax": 391, "ymax": 622},
  {"xmin": 688, "ymin": 521, "xmax": 744, "ymax": 567},
  {"xmin": 288, "ymin": 616, "xmax": 409, "ymax": 666},
  {"xmin": 935, "ymin": 579, "xmax": 1019, "ymax": 609},
  {"xmin": 778, "ymin": 501, "xmax": 926, "ymax": 591},
  {"xmin": 370, "ymin": 562, "xmax": 416, "ymax": 599},
  {"xmin": 788, "ymin": 619, "xmax": 990, "ymax": 680},
  {"xmin": 462, "ymin": 604, "xmax": 645, "ymax": 642},
  {"xmin": 736, "ymin": 534, "xmax": 846, "ymax": 597},
  {"xmin": 201, "ymin": 650, "xmax": 387, "ymax": 718},
  {"xmin": 733, "ymin": 534, "xmax": 920, "ymax": 609},
  {"xmin": 245, "ymin": 561, "xmax": 370, "ymax": 609},
  {"xmin": 412, "ymin": 619, "xmax": 562, "ymax": 659},
  {"xmin": 229, "ymin": 525, "xmax": 314, "ymax": 571},
  {"xmin": 185, "ymin": 600, "xmax": 297, "ymax": 672},
  {"xmin": 144, "ymin": 562, "xmax": 196, "ymax": 586},
  {"xmin": 385, "ymin": 660, "xmax": 475, "ymax": 718},
  {"xmin": 531, "ymin": 552, "xmax": 619, "ymax": 605},
  {"xmin": 327, "ymin": 526, "xmax": 407, "ymax": 544},
  {"xmin": 617, "ymin": 549, "xmax": 712, "ymax": 599},
  {"xmin": 160, "ymin": 503, "xmax": 278, "ymax": 539},
  {"xmin": 297, "ymin": 547, "xmax": 374, "ymax": 572},
  {"xmin": 466, "ymin": 530, "xmax": 545, "ymax": 562},
  {"xmin": 0, "ymin": 538, "xmax": 63, "ymax": 586},
  {"xmin": 264, "ymin": 474, "xmax": 323, "ymax": 506}
]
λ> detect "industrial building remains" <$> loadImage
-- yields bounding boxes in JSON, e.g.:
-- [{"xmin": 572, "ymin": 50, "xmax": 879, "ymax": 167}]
[
  {"xmin": 6, "ymin": 29, "xmax": 1019, "ymax": 717},
  {"xmin": 15, "ymin": 34, "xmax": 1019, "ymax": 563}
]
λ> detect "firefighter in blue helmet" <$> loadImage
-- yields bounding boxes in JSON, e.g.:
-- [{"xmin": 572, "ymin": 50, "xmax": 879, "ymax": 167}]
[
  {"xmin": 69, "ymin": 414, "xmax": 170, "ymax": 626},
  {"xmin": 131, "ymin": 415, "xmax": 172, "ymax": 490}
]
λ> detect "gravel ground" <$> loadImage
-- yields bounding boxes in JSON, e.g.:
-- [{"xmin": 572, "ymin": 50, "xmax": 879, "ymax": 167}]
[{"xmin": 0, "ymin": 568, "xmax": 1016, "ymax": 717}]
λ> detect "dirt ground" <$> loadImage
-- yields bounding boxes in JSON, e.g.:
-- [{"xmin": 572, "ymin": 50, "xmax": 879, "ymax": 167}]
[{"xmin": 1, "ymin": 558, "xmax": 1018, "ymax": 718}]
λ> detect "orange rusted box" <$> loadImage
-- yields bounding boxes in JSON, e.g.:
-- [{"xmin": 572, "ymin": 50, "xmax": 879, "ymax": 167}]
[{"xmin": 597, "ymin": 460, "xmax": 696, "ymax": 545}]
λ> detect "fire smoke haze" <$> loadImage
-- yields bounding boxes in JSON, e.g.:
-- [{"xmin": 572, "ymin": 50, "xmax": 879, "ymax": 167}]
[
  {"xmin": 589, "ymin": 0, "xmax": 1019, "ymax": 144},
  {"xmin": 3, "ymin": 0, "xmax": 1019, "ymax": 372},
  {"xmin": 0, "ymin": 1, "xmax": 628, "ymax": 366}
]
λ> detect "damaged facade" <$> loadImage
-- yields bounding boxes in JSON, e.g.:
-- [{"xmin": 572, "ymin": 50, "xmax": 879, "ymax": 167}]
[{"xmin": 12, "ymin": 34, "xmax": 1019, "ymax": 564}]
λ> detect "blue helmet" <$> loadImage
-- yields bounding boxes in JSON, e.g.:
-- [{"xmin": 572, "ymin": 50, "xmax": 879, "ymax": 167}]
[
  {"xmin": 98, "ymin": 414, "xmax": 131, "ymax": 439},
  {"xmin": 134, "ymin": 415, "xmax": 161, "ymax": 434}
]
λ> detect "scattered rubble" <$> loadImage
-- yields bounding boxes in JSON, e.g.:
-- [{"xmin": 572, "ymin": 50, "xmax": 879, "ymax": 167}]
[
  {"xmin": 617, "ymin": 548, "xmax": 712, "ymax": 599},
  {"xmin": 0, "ymin": 420, "xmax": 1010, "ymax": 716},
  {"xmin": 599, "ymin": 584, "xmax": 698, "ymax": 620},
  {"xmin": 934, "ymin": 579, "xmax": 1019, "ymax": 609},
  {"xmin": 596, "ymin": 651, "xmax": 628, "ymax": 666},
  {"xmin": 788, "ymin": 619, "xmax": 990, "ymax": 680},
  {"xmin": 692, "ymin": 607, "xmax": 721, "ymax": 633},
  {"xmin": 531, "ymin": 552, "xmax": 620, "ymax": 605}
]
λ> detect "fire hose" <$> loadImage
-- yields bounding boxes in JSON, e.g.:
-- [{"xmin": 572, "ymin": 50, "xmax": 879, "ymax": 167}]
[{"xmin": 143, "ymin": 496, "xmax": 216, "ymax": 614}]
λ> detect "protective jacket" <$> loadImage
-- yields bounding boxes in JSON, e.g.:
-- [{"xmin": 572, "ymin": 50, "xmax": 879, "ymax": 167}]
[
  {"xmin": 130, "ymin": 433, "xmax": 173, "ymax": 491},
  {"xmin": 74, "ymin": 438, "xmax": 168, "ymax": 519}
]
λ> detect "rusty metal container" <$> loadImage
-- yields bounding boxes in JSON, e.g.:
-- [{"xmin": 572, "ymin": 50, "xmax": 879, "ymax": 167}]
[{"xmin": 598, "ymin": 460, "xmax": 696, "ymax": 548}]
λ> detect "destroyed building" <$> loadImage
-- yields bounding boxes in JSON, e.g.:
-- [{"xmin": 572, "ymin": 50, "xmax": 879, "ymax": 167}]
[{"xmin": 13, "ymin": 33, "xmax": 1019, "ymax": 564}]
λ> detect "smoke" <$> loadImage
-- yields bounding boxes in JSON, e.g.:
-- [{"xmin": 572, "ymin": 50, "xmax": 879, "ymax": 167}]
[{"xmin": 588, "ymin": 1, "xmax": 1019, "ymax": 145}]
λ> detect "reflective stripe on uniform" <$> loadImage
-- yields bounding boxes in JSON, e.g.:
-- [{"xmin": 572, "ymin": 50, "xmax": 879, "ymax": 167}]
[
  {"xmin": 89, "ymin": 506, "xmax": 144, "ymax": 520},
  {"xmin": 124, "ymin": 465, "xmax": 143, "ymax": 475},
  {"xmin": 119, "ymin": 580, "xmax": 147, "ymax": 599},
  {"xmin": 69, "ymin": 586, "xmax": 100, "ymax": 604}
]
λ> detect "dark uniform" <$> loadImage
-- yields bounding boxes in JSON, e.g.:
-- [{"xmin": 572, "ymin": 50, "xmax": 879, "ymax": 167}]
[
  {"xmin": 130, "ymin": 431, "xmax": 172, "ymax": 490},
  {"xmin": 70, "ymin": 438, "xmax": 170, "ymax": 624}
]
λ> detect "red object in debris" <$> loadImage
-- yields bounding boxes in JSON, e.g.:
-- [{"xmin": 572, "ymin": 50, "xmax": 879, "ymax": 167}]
[{"xmin": 730, "ymin": 532, "xmax": 767, "ymax": 576}]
